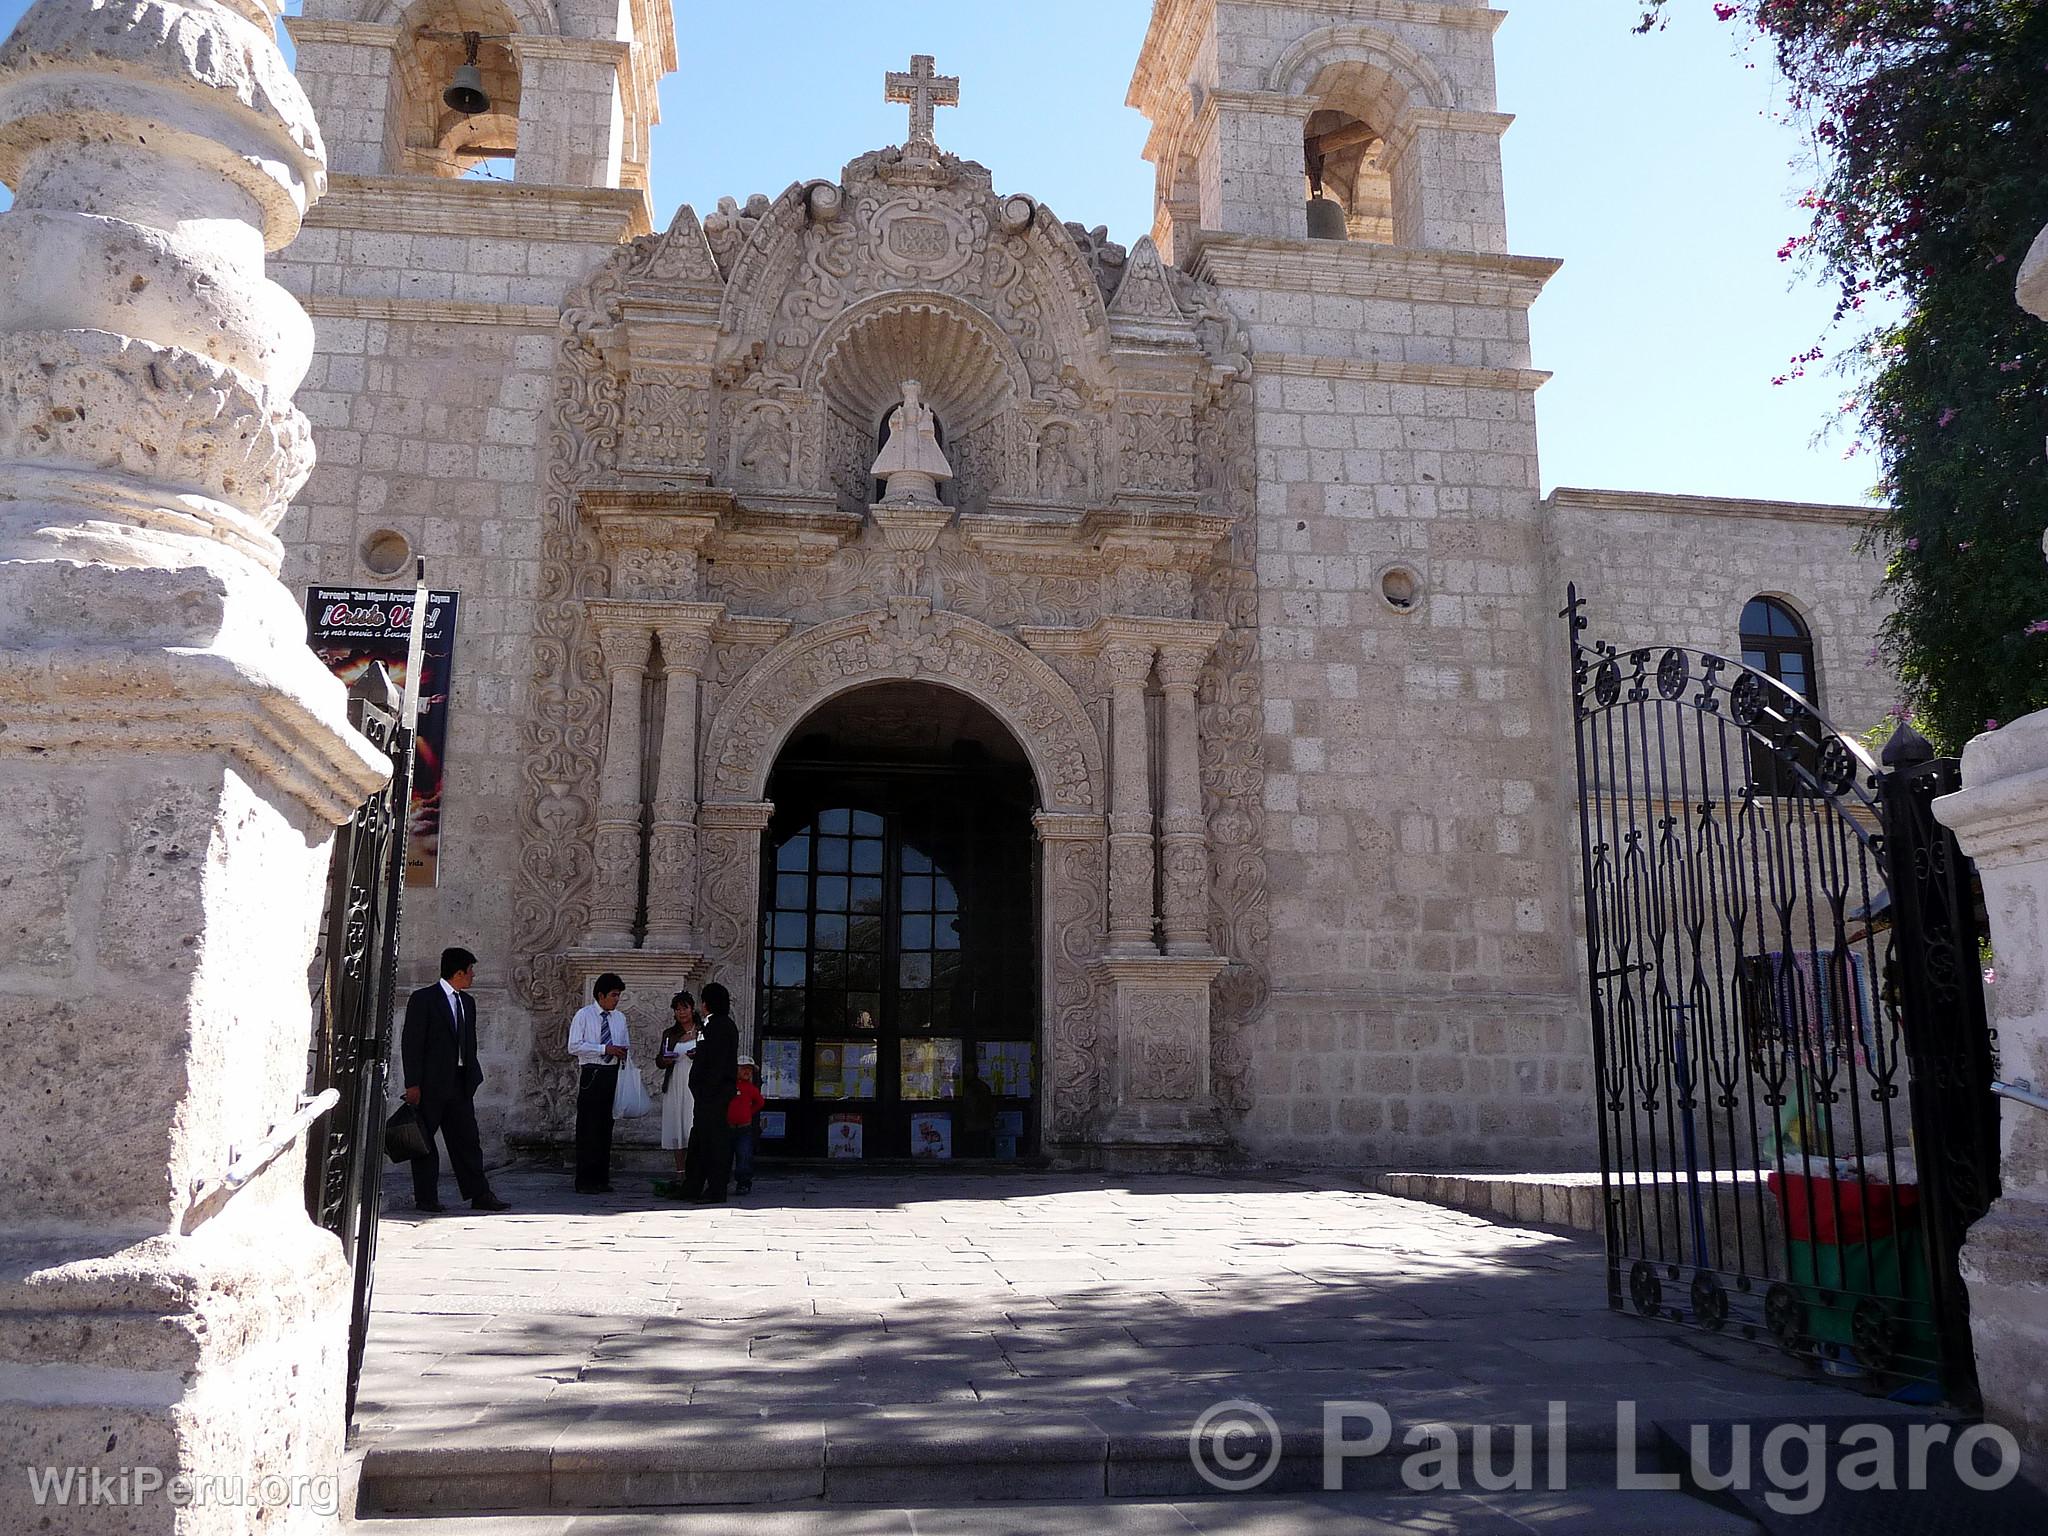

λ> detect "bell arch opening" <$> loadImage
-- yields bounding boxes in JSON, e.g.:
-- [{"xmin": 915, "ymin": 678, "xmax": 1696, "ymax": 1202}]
[
  {"xmin": 386, "ymin": 0, "xmax": 525, "ymax": 179},
  {"xmin": 755, "ymin": 682, "xmax": 1043, "ymax": 1161}
]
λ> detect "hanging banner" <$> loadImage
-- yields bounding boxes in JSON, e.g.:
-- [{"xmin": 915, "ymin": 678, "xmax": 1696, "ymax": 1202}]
[{"xmin": 305, "ymin": 586, "xmax": 459, "ymax": 887}]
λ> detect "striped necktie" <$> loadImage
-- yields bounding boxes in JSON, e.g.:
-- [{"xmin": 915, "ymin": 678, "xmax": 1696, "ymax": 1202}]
[{"xmin": 600, "ymin": 1010, "xmax": 614, "ymax": 1049}]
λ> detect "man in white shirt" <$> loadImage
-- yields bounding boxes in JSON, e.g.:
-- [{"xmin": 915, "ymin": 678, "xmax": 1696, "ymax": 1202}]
[{"xmin": 567, "ymin": 973, "xmax": 629, "ymax": 1193}]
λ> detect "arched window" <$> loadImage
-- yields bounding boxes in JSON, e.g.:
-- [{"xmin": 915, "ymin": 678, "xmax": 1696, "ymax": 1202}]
[
  {"xmin": 1740, "ymin": 597, "xmax": 1818, "ymax": 797},
  {"xmin": 1741, "ymin": 597, "xmax": 1816, "ymax": 703}
]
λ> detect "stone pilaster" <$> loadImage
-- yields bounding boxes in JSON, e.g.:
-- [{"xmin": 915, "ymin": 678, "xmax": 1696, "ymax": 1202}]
[
  {"xmin": 514, "ymin": 38, "xmax": 628, "ymax": 189},
  {"xmin": 0, "ymin": 0, "xmax": 388, "ymax": 1529},
  {"xmin": 645, "ymin": 605, "xmax": 722, "ymax": 949},
  {"xmin": 1936, "ymin": 677, "xmax": 2048, "ymax": 1457},
  {"xmin": 1033, "ymin": 810, "xmax": 1111, "ymax": 1148},
  {"xmin": 586, "ymin": 607, "xmax": 652, "ymax": 947},
  {"xmin": 1191, "ymin": 89, "xmax": 1314, "ymax": 241},
  {"xmin": 1102, "ymin": 637, "xmax": 1159, "ymax": 953},
  {"xmin": 1157, "ymin": 635, "xmax": 1221, "ymax": 955},
  {"xmin": 1379, "ymin": 110, "xmax": 1514, "ymax": 256},
  {"xmin": 696, "ymin": 800, "xmax": 776, "ymax": 1030}
]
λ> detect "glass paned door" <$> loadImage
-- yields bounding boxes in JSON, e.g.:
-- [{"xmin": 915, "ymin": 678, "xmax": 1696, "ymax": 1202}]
[{"xmin": 756, "ymin": 771, "xmax": 1037, "ymax": 1159}]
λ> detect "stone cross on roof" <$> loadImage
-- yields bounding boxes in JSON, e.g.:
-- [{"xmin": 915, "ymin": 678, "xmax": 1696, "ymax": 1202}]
[{"xmin": 886, "ymin": 53, "xmax": 959, "ymax": 150}]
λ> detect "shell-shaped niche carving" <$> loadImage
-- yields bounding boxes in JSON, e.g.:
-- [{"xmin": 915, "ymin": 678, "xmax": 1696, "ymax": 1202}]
[{"xmin": 812, "ymin": 294, "xmax": 1027, "ymax": 437}]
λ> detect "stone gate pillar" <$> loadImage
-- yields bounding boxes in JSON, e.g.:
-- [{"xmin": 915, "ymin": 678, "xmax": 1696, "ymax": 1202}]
[
  {"xmin": 0, "ymin": 0, "xmax": 388, "ymax": 1530},
  {"xmin": 1935, "ymin": 720, "xmax": 2048, "ymax": 1457}
]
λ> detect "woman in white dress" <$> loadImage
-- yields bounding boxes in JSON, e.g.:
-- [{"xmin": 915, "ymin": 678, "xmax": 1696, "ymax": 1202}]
[{"xmin": 656, "ymin": 991, "xmax": 699, "ymax": 1195}]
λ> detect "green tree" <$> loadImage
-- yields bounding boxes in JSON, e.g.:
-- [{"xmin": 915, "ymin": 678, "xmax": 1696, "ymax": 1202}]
[{"xmin": 1639, "ymin": 1, "xmax": 2048, "ymax": 750}]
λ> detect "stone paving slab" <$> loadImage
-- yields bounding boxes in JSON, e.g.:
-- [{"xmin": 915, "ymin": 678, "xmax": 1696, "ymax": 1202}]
[{"xmin": 356, "ymin": 1168, "xmax": 1933, "ymax": 1516}]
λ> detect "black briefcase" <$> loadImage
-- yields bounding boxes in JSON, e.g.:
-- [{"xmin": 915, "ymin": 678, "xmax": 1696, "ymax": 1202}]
[{"xmin": 384, "ymin": 1102, "xmax": 431, "ymax": 1163}]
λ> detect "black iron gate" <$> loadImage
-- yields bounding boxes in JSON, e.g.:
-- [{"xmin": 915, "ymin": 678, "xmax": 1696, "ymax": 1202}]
[
  {"xmin": 305, "ymin": 640, "xmax": 420, "ymax": 1417},
  {"xmin": 1563, "ymin": 587, "xmax": 1998, "ymax": 1397}
]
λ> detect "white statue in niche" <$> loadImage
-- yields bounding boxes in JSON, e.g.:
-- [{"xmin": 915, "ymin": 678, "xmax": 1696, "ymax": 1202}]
[{"xmin": 870, "ymin": 379, "xmax": 954, "ymax": 505}]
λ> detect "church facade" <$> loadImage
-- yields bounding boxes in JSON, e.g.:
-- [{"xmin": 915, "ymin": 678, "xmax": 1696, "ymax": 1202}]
[{"xmin": 277, "ymin": 0, "xmax": 1893, "ymax": 1169}]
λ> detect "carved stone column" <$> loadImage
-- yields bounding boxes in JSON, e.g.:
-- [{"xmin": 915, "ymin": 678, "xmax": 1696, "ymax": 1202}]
[
  {"xmin": 1158, "ymin": 637, "xmax": 1219, "ymax": 955},
  {"xmin": 645, "ymin": 605, "xmax": 722, "ymax": 949},
  {"xmin": 1103, "ymin": 638, "xmax": 1159, "ymax": 954},
  {"xmin": 696, "ymin": 800, "xmax": 776, "ymax": 1029},
  {"xmin": 0, "ymin": 0, "xmax": 389, "ymax": 1527},
  {"xmin": 587, "ymin": 610, "xmax": 652, "ymax": 947}
]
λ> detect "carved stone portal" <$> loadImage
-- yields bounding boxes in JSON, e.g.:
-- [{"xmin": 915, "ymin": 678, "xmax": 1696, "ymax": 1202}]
[{"xmin": 516, "ymin": 112, "xmax": 1273, "ymax": 1163}]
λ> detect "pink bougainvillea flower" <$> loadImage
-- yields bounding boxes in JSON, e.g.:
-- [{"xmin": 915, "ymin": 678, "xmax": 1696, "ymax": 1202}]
[
  {"xmin": 2026, "ymin": 620, "xmax": 2048, "ymax": 636},
  {"xmin": 1987, "ymin": 720, "xmax": 2001, "ymax": 732},
  {"xmin": 1906, "ymin": 537, "xmax": 1920, "ymax": 551},
  {"xmin": 1938, "ymin": 407, "xmax": 1959, "ymax": 427}
]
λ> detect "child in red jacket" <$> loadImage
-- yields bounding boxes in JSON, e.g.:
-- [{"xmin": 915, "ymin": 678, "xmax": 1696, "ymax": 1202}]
[{"xmin": 727, "ymin": 1057, "xmax": 766, "ymax": 1197}]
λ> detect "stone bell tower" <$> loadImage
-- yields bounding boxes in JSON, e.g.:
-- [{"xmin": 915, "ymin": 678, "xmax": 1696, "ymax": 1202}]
[
  {"xmin": 1128, "ymin": 2, "xmax": 1586, "ymax": 1168},
  {"xmin": 288, "ymin": 0, "xmax": 674, "ymax": 193}
]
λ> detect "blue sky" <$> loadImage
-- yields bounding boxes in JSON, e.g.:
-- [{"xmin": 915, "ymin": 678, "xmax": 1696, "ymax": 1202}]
[{"xmin": 0, "ymin": 2, "xmax": 1878, "ymax": 506}]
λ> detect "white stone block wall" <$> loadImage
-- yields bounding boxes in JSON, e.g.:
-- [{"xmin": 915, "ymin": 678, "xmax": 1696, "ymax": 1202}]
[
  {"xmin": 272, "ymin": 204, "xmax": 628, "ymax": 1151},
  {"xmin": 289, "ymin": 32, "xmax": 391, "ymax": 178},
  {"xmin": 1544, "ymin": 489, "xmax": 1896, "ymax": 744},
  {"xmin": 516, "ymin": 53, "xmax": 625, "ymax": 188},
  {"xmin": 1190, "ymin": 237, "xmax": 1585, "ymax": 1166}
]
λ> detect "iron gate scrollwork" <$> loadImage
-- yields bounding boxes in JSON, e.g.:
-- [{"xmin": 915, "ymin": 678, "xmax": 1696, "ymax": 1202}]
[
  {"xmin": 1563, "ymin": 587, "xmax": 1997, "ymax": 1397},
  {"xmin": 304, "ymin": 665, "xmax": 415, "ymax": 1419}
]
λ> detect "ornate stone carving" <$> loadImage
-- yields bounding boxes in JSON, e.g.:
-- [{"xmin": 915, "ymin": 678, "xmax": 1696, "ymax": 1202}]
[
  {"xmin": 733, "ymin": 400, "xmax": 794, "ymax": 488},
  {"xmin": 714, "ymin": 150, "xmax": 1105, "ymax": 412},
  {"xmin": 695, "ymin": 800, "xmax": 773, "ymax": 1026},
  {"xmin": 1108, "ymin": 236, "xmax": 1189, "ymax": 325},
  {"xmin": 635, "ymin": 203, "xmax": 724, "ymax": 292},
  {"xmin": 1192, "ymin": 371, "xmax": 1269, "ymax": 1118},
  {"xmin": 1033, "ymin": 418, "xmax": 1088, "ymax": 502},
  {"xmin": 1130, "ymin": 995, "xmax": 1200, "ymax": 1102},
  {"xmin": 0, "ymin": 0, "xmax": 384, "ymax": 1514},
  {"xmin": 705, "ymin": 603, "xmax": 1104, "ymax": 811},
  {"xmin": 703, "ymin": 193, "xmax": 770, "ymax": 281},
  {"xmin": 624, "ymin": 371, "xmax": 710, "ymax": 472},
  {"xmin": 644, "ymin": 818, "xmax": 698, "ymax": 941},
  {"xmin": 1038, "ymin": 812, "xmax": 1109, "ymax": 1142},
  {"xmin": 519, "ymin": 113, "xmax": 1270, "ymax": 1155},
  {"xmin": 1065, "ymin": 221, "xmax": 1129, "ymax": 306},
  {"xmin": 1119, "ymin": 396, "xmax": 1197, "ymax": 494},
  {"xmin": 874, "ymin": 196, "xmax": 976, "ymax": 282}
]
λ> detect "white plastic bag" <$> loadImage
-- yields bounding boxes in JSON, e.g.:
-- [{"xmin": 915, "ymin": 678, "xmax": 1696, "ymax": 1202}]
[{"xmin": 613, "ymin": 1056, "xmax": 653, "ymax": 1117}]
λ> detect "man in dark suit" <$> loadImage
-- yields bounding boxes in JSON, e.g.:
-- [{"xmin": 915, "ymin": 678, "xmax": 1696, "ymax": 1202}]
[
  {"xmin": 400, "ymin": 946, "xmax": 510, "ymax": 1213},
  {"xmin": 678, "ymin": 980, "xmax": 739, "ymax": 1204}
]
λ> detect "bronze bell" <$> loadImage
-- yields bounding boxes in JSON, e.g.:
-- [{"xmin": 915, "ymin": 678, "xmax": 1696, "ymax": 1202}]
[
  {"xmin": 1306, "ymin": 194, "xmax": 1349, "ymax": 241},
  {"xmin": 443, "ymin": 32, "xmax": 489, "ymax": 116}
]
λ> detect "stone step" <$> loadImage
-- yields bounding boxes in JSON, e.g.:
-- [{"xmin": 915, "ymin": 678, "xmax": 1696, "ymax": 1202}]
[
  {"xmin": 1372, "ymin": 1170, "xmax": 1607, "ymax": 1233},
  {"xmin": 355, "ymin": 1415, "xmax": 1647, "ymax": 1515},
  {"xmin": 348, "ymin": 1488, "xmax": 1763, "ymax": 1534}
]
